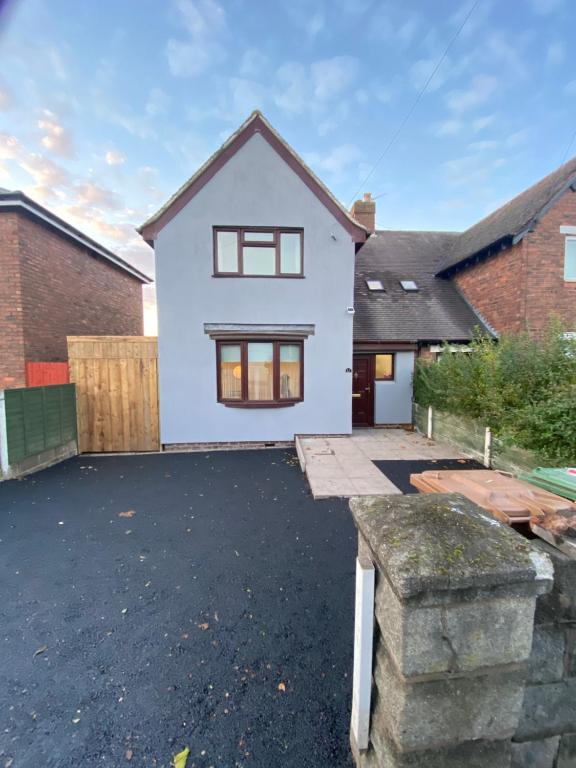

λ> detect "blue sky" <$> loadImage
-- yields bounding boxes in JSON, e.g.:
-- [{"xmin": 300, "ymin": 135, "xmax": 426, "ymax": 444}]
[{"xmin": 1, "ymin": 0, "xmax": 575, "ymax": 331}]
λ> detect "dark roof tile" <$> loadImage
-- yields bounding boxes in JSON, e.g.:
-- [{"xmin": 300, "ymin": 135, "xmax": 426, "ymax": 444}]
[
  {"xmin": 354, "ymin": 230, "xmax": 489, "ymax": 342},
  {"xmin": 438, "ymin": 155, "xmax": 576, "ymax": 274}
]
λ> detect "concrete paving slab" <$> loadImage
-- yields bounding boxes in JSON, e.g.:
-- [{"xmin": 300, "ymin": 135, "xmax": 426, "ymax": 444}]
[{"xmin": 297, "ymin": 429, "xmax": 468, "ymax": 499}]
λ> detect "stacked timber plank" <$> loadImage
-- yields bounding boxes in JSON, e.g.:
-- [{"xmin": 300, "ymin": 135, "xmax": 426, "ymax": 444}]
[{"xmin": 411, "ymin": 469, "xmax": 576, "ymax": 557}]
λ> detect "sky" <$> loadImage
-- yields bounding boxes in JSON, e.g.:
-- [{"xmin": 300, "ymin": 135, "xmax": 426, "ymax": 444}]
[{"xmin": 1, "ymin": 0, "xmax": 575, "ymax": 334}]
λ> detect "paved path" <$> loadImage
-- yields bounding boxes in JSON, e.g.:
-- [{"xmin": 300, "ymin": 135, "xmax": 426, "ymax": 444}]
[
  {"xmin": 298, "ymin": 429, "xmax": 465, "ymax": 498},
  {"xmin": 0, "ymin": 450, "xmax": 355, "ymax": 768}
]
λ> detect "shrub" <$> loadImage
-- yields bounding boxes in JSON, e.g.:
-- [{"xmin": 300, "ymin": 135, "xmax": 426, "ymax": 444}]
[{"xmin": 413, "ymin": 321, "xmax": 576, "ymax": 465}]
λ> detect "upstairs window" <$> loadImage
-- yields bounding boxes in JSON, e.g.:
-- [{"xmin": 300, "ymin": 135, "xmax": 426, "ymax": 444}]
[
  {"xmin": 214, "ymin": 227, "xmax": 303, "ymax": 277},
  {"xmin": 217, "ymin": 340, "xmax": 303, "ymax": 406},
  {"xmin": 400, "ymin": 280, "xmax": 418, "ymax": 291},
  {"xmin": 565, "ymin": 237, "xmax": 576, "ymax": 281}
]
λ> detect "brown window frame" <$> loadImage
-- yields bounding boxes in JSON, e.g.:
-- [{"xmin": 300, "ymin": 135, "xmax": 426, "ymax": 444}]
[
  {"xmin": 213, "ymin": 226, "xmax": 304, "ymax": 278},
  {"xmin": 374, "ymin": 353, "xmax": 395, "ymax": 381},
  {"xmin": 216, "ymin": 339, "xmax": 304, "ymax": 408}
]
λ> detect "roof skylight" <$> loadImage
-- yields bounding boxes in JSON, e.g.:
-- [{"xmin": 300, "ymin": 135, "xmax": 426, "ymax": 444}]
[
  {"xmin": 400, "ymin": 280, "xmax": 419, "ymax": 291},
  {"xmin": 366, "ymin": 279, "xmax": 384, "ymax": 291}
]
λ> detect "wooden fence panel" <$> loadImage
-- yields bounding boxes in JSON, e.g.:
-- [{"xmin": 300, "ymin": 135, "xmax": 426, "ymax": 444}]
[
  {"xmin": 67, "ymin": 336, "xmax": 159, "ymax": 453},
  {"xmin": 4, "ymin": 384, "xmax": 77, "ymax": 464},
  {"xmin": 25, "ymin": 362, "xmax": 70, "ymax": 386}
]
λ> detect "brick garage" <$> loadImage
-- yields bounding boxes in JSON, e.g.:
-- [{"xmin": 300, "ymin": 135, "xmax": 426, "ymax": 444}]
[{"xmin": 0, "ymin": 192, "xmax": 150, "ymax": 388}]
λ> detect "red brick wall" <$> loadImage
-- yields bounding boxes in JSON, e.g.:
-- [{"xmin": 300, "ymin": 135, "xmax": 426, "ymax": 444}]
[
  {"xmin": 0, "ymin": 210, "xmax": 144, "ymax": 387},
  {"xmin": 523, "ymin": 188, "xmax": 576, "ymax": 337},
  {"xmin": 454, "ymin": 188, "xmax": 576, "ymax": 337},
  {"xmin": 0, "ymin": 213, "xmax": 26, "ymax": 387}
]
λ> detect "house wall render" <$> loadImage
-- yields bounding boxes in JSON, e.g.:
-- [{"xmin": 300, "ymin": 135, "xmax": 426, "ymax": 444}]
[{"xmin": 155, "ymin": 132, "xmax": 356, "ymax": 443}]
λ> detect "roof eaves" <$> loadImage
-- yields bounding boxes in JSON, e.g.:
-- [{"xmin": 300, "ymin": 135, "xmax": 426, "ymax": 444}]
[
  {"xmin": 0, "ymin": 191, "xmax": 152, "ymax": 284},
  {"xmin": 138, "ymin": 110, "xmax": 367, "ymax": 245}
]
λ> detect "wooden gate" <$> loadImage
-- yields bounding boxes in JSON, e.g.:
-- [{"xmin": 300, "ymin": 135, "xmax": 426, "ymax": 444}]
[{"xmin": 67, "ymin": 336, "xmax": 159, "ymax": 453}]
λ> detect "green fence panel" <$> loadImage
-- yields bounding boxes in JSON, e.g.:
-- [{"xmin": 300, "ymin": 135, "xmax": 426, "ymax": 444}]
[{"xmin": 4, "ymin": 384, "xmax": 77, "ymax": 465}]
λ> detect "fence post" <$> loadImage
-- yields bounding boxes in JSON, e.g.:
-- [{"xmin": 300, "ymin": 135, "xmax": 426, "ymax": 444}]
[
  {"xmin": 484, "ymin": 426, "xmax": 492, "ymax": 468},
  {"xmin": 0, "ymin": 390, "xmax": 9, "ymax": 478},
  {"xmin": 427, "ymin": 405, "xmax": 433, "ymax": 439},
  {"xmin": 350, "ymin": 547, "xmax": 375, "ymax": 753}
]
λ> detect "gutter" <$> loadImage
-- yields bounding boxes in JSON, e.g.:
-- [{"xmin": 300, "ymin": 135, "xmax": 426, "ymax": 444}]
[{"xmin": 0, "ymin": 196, "xmax": 152, "ymax": 284}]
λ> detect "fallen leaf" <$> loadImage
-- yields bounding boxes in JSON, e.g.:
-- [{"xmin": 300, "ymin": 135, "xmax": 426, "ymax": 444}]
[
  {"xmin": 173, "ymin": 747, "xmax": 190, "ymax": 768},
  {"xmin": 33, "ymin": 644, "xmax": 48, "ymax": 658},
  {"xmin": 197, "ymin": 623, "xmax": 209, "ymax": 631},
  {"xmin": 118, "ymin": 510, "xmax": 136, "ymax": 518},
  {"xmin": 125, "ymin": 749, "xmax": 133, "ymax": 761},
  {"xmin": 277, "ymin": 682, "xmax": 286, "ymax": 692}
]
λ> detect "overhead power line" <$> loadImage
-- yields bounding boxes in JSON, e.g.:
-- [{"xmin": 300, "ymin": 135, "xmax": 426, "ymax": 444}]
[
  {"xmin": 348, "ymin": 0, "xmax": 481, "ymax": 207},
  {"xmin": 560, "ymin": 127, "xmax": 576, "ymax": 165}
]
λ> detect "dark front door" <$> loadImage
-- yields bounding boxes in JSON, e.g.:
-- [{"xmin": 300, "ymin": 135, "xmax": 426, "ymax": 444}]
[{"xmin": 352, "ymin": 355, "xmax": 374, "ymax": 427}]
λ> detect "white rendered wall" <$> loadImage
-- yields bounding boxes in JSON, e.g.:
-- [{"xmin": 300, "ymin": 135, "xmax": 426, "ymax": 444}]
[{"xmin": 155, "ymin": 133, "xmax": 356, "ymax": 443}]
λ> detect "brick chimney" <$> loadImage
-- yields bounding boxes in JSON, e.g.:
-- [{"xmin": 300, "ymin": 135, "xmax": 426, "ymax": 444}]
[{"xmin": 350, "ymin": 192, "xmax": 376, "ymax": 233}]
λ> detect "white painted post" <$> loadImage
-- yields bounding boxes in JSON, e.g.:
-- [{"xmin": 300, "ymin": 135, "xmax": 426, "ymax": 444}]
[
  {"xmin": 351, "ymin": 555, "xmax": 375, "ymax": 752},
  {"xmin": 484, "ymin": 426, "xmax": 492, "ymax": 468},
  {"xmin": 0, "ymin": 391, "xmax": 10, "ymax": 479},
  {"xmin": 427, "ymin": 405, "xmax": 433, "ymax": 439}
]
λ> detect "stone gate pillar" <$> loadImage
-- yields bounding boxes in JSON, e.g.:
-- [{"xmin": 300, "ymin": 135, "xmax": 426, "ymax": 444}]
[{"xmin": 349, "ymin": 493, "xmax": 553, "ymax": 768}]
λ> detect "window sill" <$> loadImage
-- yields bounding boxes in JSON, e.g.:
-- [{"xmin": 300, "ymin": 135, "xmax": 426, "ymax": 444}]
[
  {"xmin": 220, "ymin": 401, "xmax": 300, "ymax": 409},
  {"xmin": 212, "ymin": 274, "xmax": 305, "ymax": 279}
]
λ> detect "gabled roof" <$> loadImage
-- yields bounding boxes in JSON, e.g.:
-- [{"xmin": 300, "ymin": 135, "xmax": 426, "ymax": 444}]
[
  {"xmin": 0, "ymin": 189, "xmax": 152, "ymax": 283},
  {"xmin": 354, "ymin": 230, "xmax": 491, "ymax": 343},
  {"xmin": 138, "ymin": 111, "xmax": 368, "ymax": 245},
  {"xmin": 437, "ymin": 155, "xmax": 576, "ymax": 276}
]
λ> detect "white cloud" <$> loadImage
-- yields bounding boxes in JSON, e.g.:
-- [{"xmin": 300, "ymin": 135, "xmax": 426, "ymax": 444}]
[
  {"xmin": 468, "ymin": 140, "xmax": 499, "ymax": 151},
  {"xmin": 433, "ymin": 120, "xmax": 463, "ymax": 137},
  {"xmin": 507, "ymin": 128, "xmax": 530, "ymax": 147},
  {"xmin": 446, "ymin": 75, "xmax": 498, "ymax": 113},
  {"xmin": 472, "ymin": 115, "xmax": 496, "ymax": 133},
  {"xmin": 306, "ymin": 11, "xmax": 325, "ymax": 39},
  {"xmin": 0, "ymin": 81, "xmax": 13, "ymax": 110},
  {"xmin": 227, "ymin": 77, "xmax": 267, "ymax": 118},
  {"xmin": 166, "ymin": 0, "xmax": 227, "ymax": 77},
  {"xmin": 565, "ymin": 80, "xmax": 576, "ymax": 94},
  {"xmin": 146, "ymin": 88, "xmax": 170, "ymax": 116},
  {"xmin": 0, "ymin": 133, "xmax": 71, "ymax": 187},
  {"xmin": 105, "ymin": 149, "xmax": 125, "ymax": 166},
  {"xmin": 546, "ymin": 41, "xmax": 565, "ymax": 66},
  {"xmin": 311, "ymin": 56, "xmax": 359, "ymax": 101},
  {"xmin": 443, "ymin": 154, "xmax": 506, "ymax": 187},
  {"xmin": 274, "ymin": 62, "xmax": 309, "ymax": 115},
  {"xmin": 530, "ymin": 0, "xmax": 563, "ymax": 14},
  {"xmin": 410, "ymin": 56, "xmax": 450, "ymax": 93},
  {"xmin": 304, "ymin": 144, "xmax": 362, "ymax": 176},
  {"xmin": 239, "ymin": 49, "xmax": 268, "ymax": 78},
  {"xmin": 75, "ymin": 181, "xmax": 122, "ymax": 210},
  {"xmin": 38, "ymin": 110, "xmax": 74, "ymax": 158}
]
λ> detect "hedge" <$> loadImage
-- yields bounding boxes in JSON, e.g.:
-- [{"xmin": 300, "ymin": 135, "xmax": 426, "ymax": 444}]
[{"xmin": 413, "ymin": 321, "xmax": 576, "ymax": 465}]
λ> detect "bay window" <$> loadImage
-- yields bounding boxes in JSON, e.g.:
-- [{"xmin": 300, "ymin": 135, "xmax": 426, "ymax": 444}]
[
  {"xmin": 214, "ymin": 227, "xmax": 303, "ymax": 277},
  {"xmin": 217, "ymin": 340, "xmax": 303, "ymax": 406}
]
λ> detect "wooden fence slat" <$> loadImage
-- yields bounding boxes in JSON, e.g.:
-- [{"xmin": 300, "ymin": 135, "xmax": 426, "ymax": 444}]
[{"xmin": 67, "ymin": 336, "xmax": 159, "ymax": 453}]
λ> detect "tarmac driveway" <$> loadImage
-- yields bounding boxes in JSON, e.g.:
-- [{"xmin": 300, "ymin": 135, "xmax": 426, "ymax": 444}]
[{"xmin": 0, "ymin": 450, "xmax": 356, "ymax": 768}]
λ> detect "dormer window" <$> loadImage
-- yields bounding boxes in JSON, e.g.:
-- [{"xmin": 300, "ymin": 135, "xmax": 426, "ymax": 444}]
[
  {"xmin": 214, "ymin": 227, "xmax": 303, "ymax": 277},
  {"xmin": 400, "ymin": 280, "xmax": 418, "ymax": 291},
  {"xmin": 565, "ymin": 237, "xmax": 576, "ymax": 281},
  {"xmin": 366, "ymin": 279, "xmax": 384, "ymax": 291}
]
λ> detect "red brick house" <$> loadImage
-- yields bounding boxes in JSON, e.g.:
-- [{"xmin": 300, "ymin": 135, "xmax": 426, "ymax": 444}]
[
  {"xmin": 0, "ymin": 189, "xmax": 151, "ymax": 389},
  {"xmin": 351, "ymin": 156, "xmax": 576, "ymax": 425},
  {"xmin": 435, "ymin": 156, "xmax": 576, "ymax": 338}
]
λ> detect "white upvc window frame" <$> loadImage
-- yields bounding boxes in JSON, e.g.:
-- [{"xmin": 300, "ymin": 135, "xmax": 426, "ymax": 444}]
[{"xmin": 564, "ymin": 236, "xmax": 576, "ymax": 282}]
